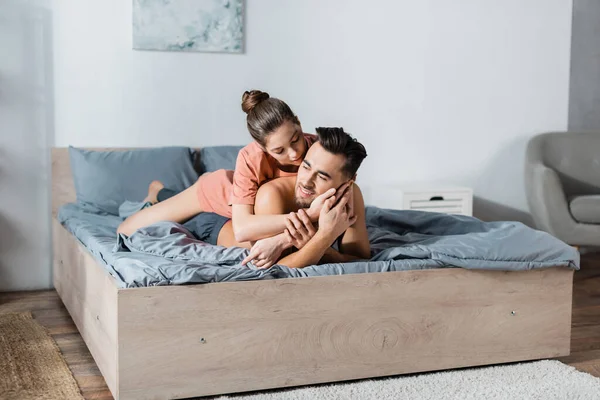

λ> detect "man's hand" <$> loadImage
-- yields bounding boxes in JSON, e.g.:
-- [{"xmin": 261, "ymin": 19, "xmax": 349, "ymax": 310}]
[
  {"xmin": 241, "ymin": 235, "xmax": 285, "ymax": 269},
  {"xmin": 284, "ymin": 209, "xmax": 317, "ymax": 249},
  {"xmin": 318, "ymin": 187, "xmax": 357, "ymax": 243}
]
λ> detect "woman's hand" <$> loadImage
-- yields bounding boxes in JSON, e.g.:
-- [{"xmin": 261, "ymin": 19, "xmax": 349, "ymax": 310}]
[
  {"xmin": 318, "ymin": 187, "xmax": 357, "ymax": 242},
  {"xmin": 241, "ymin": 236, "xmax": 285, "ymax": 269},
  {"xmin": 284, "ymin": 209, "xmax": 317, "ymax": 249},
  {"xmin": 306, "ymin": 188, "xmax": 336, "ymax": 222},
  {"xmin": 305, "ymin": 181, "xmax": 355, "ymax": 222}
]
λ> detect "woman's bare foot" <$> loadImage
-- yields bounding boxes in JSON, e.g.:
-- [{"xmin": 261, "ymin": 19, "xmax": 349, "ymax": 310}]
[{"xmin": 143, "ymin": 180, "xmax": 164, "ymax": 204}]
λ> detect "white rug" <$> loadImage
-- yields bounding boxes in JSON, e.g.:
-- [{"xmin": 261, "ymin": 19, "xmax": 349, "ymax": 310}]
[{"xmin": 216, "ymin": 360, "xmax": 600, "ymax": 400}]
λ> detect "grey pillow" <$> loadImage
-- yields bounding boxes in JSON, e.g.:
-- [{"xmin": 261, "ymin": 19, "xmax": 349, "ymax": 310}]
[
  {"xmin": 69, "ymin": 146, "xmax": 199, "ymax": 215},
  {"xmin": 198, "ymin": 146, "xmax": 244, "ymax": 173}
]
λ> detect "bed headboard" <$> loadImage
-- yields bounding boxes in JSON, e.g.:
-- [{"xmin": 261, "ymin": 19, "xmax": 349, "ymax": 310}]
[{"xmin": 51, "ymin": 147, "xmax": 202, "ymax": 217}]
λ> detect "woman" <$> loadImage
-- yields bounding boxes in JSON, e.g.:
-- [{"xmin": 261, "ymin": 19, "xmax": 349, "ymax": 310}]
[{"xmin": 117, "ymin": 90, "xmax": 337, "ymax": 266}]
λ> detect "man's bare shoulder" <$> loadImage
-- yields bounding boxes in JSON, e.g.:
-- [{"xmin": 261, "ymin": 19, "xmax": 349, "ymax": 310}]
[
  {"xmin": 352, "ymin": 183, "xmax": 364, "ymax": 200},
  {"xmin": 261, "ymin": 176, "xmax": 296, "ymax": 196},
  {"xmin": 255, "ymin": 177, "xmax": 297, "ymax": 213}
]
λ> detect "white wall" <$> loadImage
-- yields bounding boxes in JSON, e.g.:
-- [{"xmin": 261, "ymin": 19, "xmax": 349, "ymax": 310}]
[
  {"xmin": 0, "ymin": 0, "xmax": 53, "ymax": 291},
  {"xmin": 53, "ymin": 1, "xmax": 572, "ymax": 217}
]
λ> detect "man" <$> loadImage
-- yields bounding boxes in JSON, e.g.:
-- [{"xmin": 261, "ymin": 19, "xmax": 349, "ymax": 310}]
[{"xmin": 215, "ymin": 127, "xmax": 370, "ymax": 268}]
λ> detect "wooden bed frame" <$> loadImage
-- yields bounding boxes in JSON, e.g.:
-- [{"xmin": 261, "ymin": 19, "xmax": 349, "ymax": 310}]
[{"xmin": 51, "ymin": 148, "xmax": 574, "ymax": 400}]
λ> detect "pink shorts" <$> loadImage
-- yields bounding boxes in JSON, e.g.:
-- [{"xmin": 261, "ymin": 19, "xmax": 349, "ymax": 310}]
[{"xmin": 195, "ymin": 169, "xmax": 234, "ymax": 218}]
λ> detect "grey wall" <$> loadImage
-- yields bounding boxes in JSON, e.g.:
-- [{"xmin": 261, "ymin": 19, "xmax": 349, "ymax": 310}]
[
  {"xmin": 569, "ymin": 0, "xmax": 600, "ymax": 130},
  {"xmin": 0, "ymin": 1, "xmax": 54, "ymax": 291}
]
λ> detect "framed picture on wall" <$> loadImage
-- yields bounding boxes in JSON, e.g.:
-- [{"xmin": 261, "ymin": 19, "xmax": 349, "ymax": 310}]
[{"xmin": 132, "ymin": 0, "xmax": 244, "ymax": 53}]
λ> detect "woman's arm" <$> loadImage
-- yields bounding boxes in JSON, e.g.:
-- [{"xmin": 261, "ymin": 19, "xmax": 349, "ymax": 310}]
[
  {"xmin": 238, "ymin": 181, "xmax": 336, "ymax": 268},
  {"xmin": 230, "ymin": 149, "xmax": 293, "ymax": 242},
  {"xmin": 231, "ymin": 187, "xmax": 337, "ymax": 242},
  {"xmin": 231, "ymin": 204, "xmax": 291, "ymax": 243}
]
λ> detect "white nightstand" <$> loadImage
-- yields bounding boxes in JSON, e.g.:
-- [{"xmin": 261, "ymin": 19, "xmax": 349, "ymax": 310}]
[{"xmin": 369, "ymin": 185, "xmax": 473, "ymax": 216}]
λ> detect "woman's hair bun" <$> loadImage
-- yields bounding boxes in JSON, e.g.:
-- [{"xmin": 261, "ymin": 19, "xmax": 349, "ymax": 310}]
[{"xmin": 241, "ymin": 90, "xmax": 270, "ymax": 114}]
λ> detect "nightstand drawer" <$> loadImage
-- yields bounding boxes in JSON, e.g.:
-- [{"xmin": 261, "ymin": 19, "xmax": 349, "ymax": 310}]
[
  {"xmin": 370, "ymin": 185, "xmax": 473, "ymax": 216},
  {"xmin": 410, "ymin": 199, "xmax": 465, "ymax": 213}
]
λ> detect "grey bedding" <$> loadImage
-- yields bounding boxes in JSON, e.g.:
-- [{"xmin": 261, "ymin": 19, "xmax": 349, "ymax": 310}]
[{"xmin": 57, "ymin": 203, "xmax": 579, "ymax": 288}]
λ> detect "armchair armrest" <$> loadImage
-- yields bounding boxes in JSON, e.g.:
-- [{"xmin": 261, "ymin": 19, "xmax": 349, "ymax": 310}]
[{"xmin": 525, "ymin": 162, "xmax": 577, "ymax": 238}]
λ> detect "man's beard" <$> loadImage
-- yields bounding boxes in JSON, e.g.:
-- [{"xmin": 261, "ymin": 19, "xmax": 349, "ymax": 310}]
[
  {"xmin": 295, "ymin": 183, "xmax": 317, "ymax": 209},
  {"xmin": 294, "ymin": 195, "xmax": 312, "ymax": 209}
]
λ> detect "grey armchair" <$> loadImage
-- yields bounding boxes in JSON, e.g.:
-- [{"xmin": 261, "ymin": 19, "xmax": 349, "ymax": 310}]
[{"xmin": 525, "ymin": 132, "xmax": 600, "ymax": 246}]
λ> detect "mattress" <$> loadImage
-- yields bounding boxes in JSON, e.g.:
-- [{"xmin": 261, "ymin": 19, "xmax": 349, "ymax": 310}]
[{"xmin": 57, "ymin": 203, "xmax": 580, "ymax": 288}]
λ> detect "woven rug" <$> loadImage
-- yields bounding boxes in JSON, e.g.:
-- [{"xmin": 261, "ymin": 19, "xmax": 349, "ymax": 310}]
[
  {"xmin": 216, "ymin": 360, "xmax": 600, "ymax": 400},
  {"xmin": 0, "ymin": 312, "xmax": 83, "ymax": 400}
]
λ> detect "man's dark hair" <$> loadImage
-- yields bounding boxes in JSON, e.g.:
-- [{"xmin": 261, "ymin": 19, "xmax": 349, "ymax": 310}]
[{"xmin": 315, "ymin": 127, "xmax": 367, "ymax": 177}]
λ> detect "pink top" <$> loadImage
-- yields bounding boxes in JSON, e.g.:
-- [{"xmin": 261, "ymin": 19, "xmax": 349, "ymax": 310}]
[{"xmin": 196, "ymin": 133, "xmax": 317, "ymax": 218}]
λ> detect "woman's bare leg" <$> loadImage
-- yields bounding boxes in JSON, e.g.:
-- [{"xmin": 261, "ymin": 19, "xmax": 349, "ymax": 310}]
[{"xmin": 117, "ymin": 180, "xmax": 203, "ymax": 236}]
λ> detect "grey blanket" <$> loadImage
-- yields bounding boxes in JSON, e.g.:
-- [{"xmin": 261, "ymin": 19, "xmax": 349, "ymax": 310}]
[{"xmin": 58, "ymin": 203, "xmax": 579, "ymax": 288}]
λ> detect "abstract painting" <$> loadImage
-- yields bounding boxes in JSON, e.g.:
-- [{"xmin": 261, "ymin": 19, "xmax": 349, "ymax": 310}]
[{"xmin": 132, "ymin": 0, "xmax": 243, "ymax": 53}]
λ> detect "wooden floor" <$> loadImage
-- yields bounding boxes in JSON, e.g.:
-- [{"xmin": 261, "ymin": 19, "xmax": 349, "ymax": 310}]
[
  {"xmin": 556, "ymin": 251, "xmax": 600, "ymax": 377},
  {"xmin": 0, "ymin": 253, "xmax": 599, "ymax": 400}
]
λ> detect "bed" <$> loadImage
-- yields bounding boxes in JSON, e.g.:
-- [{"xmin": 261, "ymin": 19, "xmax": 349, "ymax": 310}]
[{"xmin": 52, "ymin": 147, "xmax": 576, "ymax": 400}]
